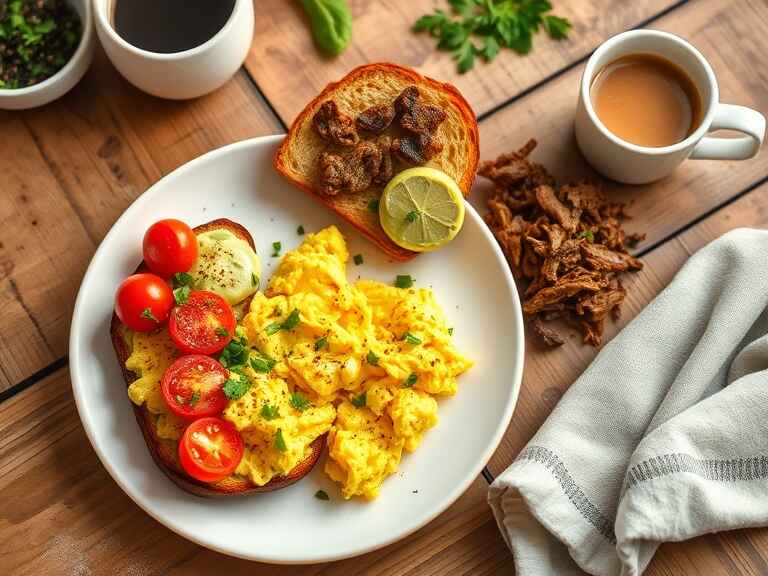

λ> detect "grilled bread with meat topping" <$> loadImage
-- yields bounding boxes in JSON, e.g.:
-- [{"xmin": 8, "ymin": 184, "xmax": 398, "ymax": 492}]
[{"xmin": 274, "ymin": 63, "xmax": 480, "ymax": 261}]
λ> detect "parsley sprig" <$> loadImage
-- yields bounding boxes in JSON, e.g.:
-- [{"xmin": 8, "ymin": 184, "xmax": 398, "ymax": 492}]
[{"xmin": 414, "ymin": 0, "xmax": 571, "ymax": 73}]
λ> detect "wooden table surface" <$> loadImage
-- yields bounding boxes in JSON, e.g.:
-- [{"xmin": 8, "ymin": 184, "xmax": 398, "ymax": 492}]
[{"xmin": 2, "ymin": 0, "xmax": 767, "ymax": 574}]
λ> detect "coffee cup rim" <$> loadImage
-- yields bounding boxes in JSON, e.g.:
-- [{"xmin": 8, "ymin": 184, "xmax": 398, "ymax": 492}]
[
  {"xmin": 94, "ymin": 0, "xmax": 244, "ymax": 61},
  {"xmin": 581, "ymin": 29, "xmax": 719, "ymax": 155}
]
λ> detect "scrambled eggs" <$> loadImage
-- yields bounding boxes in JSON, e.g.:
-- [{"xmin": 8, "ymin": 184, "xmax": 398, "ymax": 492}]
[{"xmin": 125, "ymin": 225, "xmax": 472, "ymax": 499}]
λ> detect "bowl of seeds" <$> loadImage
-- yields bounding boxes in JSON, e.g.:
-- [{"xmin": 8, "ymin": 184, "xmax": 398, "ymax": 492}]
[{"xmin": 0, "ymin": 0, "xmax": 93, "ymax": 109}]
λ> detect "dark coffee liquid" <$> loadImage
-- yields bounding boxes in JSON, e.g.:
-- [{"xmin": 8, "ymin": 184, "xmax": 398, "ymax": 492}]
[{"xmin": 113, "ymin": 0, "xmax": 236, "ymax": 54}]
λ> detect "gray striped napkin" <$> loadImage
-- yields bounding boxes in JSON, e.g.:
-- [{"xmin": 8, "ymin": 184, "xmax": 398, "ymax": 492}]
[{"xmin": 489, "ymin": 228, "xmax": 768, "ymax": 576}]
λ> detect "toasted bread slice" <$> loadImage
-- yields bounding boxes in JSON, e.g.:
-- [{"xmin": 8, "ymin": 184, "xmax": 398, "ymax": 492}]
[
  {"xmin": 110, "ymin": 218, "xmax": 325, "ymax": 497},
  {"xmin": 274, "ymin": 63, "xmax": 480, "ymax": 261}
]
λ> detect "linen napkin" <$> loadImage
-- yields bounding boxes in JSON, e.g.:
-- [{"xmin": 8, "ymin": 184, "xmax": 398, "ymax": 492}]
[{"xmin": 488, "ymin": 228, "xmax": 768, "ymax": 576}]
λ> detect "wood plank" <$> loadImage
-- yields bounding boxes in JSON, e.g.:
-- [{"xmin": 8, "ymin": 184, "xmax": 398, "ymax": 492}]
[
  {"xmin": 485, "ymin": 161, "xmax": 768, "ymax": 575},
  {"xmin": 475, "ymin": 0, "xmax": 768, "ymax": 255},
  {"xmin": 246, "ymin": 0, "xmax": 677, "ymax": 123},
  {"xmin": 0, "ymin": 368, "xmax": 509, "ymax": 575},
  {"xmin": 0, "ymin": 48, "xmax": 282, "ymax": 393}
]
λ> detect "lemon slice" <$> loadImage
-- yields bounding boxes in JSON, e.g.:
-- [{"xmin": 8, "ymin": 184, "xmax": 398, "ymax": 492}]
[{"xmin": 379, "ymin": 167, "xmax": 465, "ymax": 252}]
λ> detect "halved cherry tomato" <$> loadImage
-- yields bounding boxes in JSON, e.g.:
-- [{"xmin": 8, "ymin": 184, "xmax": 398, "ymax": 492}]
[
  {"xmin": 115, "ymin": 273, "xmax": 174, "ymax": 332},
  {"xmin": 143, "ymin": 219, "xmax": 198, "ymax": 278},
  {"xmin": 179, "ymin": 417, "xmax": 244, "ymax": 483},
  {"xmin": 161, "ymin": 355, "xmax": 228, "ymax": 420},
  {"xmin": 168, "ymin": 290, "xmax": 235, "ymax": 355}
]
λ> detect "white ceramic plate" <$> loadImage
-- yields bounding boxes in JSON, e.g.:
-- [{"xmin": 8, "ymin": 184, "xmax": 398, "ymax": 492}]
[{"xmin": 69, "ymin": 135, "xmax": 524, "ymax": 563}]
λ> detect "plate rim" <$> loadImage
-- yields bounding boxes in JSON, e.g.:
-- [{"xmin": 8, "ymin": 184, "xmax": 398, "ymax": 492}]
[{"xmin": 68, "ymin": 134, "xmax": 525, "ymax": 564}]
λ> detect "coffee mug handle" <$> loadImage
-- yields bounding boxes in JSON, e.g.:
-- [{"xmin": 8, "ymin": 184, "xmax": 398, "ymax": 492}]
[{"xmin": 690, "ymin": 103, "xmax": 766, "ymax": 160}]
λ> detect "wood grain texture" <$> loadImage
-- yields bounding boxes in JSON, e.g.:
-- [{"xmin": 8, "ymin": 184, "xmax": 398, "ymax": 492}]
[
  {"xmin": 0, "ymin": 368, "xmax": 508, "ymax": 575},
  {"xmin": 474, "ymin": 0, "xmax": 768, "ymax": 255},
  {"xmin": 246, "ymin": 0, "xmax": 677, "ymax": 124},
  {"xmin": 0, "ymin": 48, "xmax": 282, "ymax": 393}
]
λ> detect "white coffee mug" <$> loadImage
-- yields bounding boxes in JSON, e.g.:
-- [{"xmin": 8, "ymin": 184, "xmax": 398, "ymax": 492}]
[
  {"xmin": 93, "ymin": 0, "xmax": 254, "ymax": 100},
  {"xmin": 575, "ymin": 30, "xmax": 765, "ymax": 184}
]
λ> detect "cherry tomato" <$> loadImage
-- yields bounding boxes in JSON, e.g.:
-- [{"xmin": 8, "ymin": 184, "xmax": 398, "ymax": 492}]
[
  {"xmin": 161, "ymin": 355, "xmax": 228, "ymax": 420},
  {"xmin": 143, "ymin": 219, "xmax": 198, "ymax": 278},
  {"xmin": 168, "ymin": 290, "xmax": 235, "ymax": 355},
  {"xmin": 115, "ymin": 273, "xmax": 173, "ymax": 332},
  {"xmin": 179, "ymin": 417, "xmax": 244, "ymax": 483}
]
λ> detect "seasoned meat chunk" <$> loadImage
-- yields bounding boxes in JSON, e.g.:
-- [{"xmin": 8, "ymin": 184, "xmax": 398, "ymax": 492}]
[
  {"xmin": 372, "ymin": 136, "xmax": 394, "ymax": 184},
  {"xmin": 356, "ymin": 104, "xmax": 395, "ymax": 134},
  {"xmin": 312, "ymin": 100, "xmax": 359, "ymax": 147},
  {"xmin": 394, "ymin": 86, "xmax": 447, "ymax": 135},
  {"xmin": 392, "ymin": 133, "xmax": 444, "ymax": 164},
  {"xmin": 317, "ymin": 139, "xmax": 392, "ymax": 195}
]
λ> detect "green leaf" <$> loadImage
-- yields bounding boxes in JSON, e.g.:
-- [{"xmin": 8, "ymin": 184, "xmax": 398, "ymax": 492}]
[
  {"xmin": 250, "ymin": 353, "xmax": 276, "ymax": 373},
  {"xmin": 405, "ymin": 210, "xmax": 419, "ymax": 223},
  {"xmin": 315, "ymin": 489, "xmax": 330, "ymax": 500},
  {"xmin": 215, "ymin": 327, "xmax": 229, "ymax": 338},
  {"xmin": 174, "ymin": 272, "xmax": 194, "ymax": 287},
  {"xmin": 448, "ymin": 327, "xmax": 454, "ymax": 336},
  {"xmin": 297, "ymin": 225, "xmax": 305, "ymax": 235},
  {"xmin": 353, "ymin": 254, "xmax": 363, "ymax": 266},
  {"xmin": 300, "ymin": 0, "xmax": 352, "ymax": 56},
  {"xmin": 401, "ymin": 332, "xmax": 423, "ymax": 345},
  {"xmin": 544, "ymin": 15, "xmax": 571, "ymax": 40},
  {"xmin": 366, "ymin": 350, "xmax": 380, "ymax": 366},
  {"xmin": 395, "ymin": 275, "xmax": 414, "ymax": 289},
  {"xmin": 35, "ymin": 19, "xmax": 56, "ymax": 35},
  {"xmin": 274, "ymin": 428, "xmax": 288, "ymax": 452},
  {"xmin": 367, "ymin": 198, "xmax": 380, "ymax": 213},
  {"xmin": 140, "ymin": 307, "xmax": 158, "ymax": 322},
  {"xmin": 413, "ymin": 10, "xmax": 450, "ymax": 34},
  {"xmin": 271, "ymin": 241, "xmax": 282, "ymax": 257},
  {"xmin": 480, "ymin": 35, "xmax": 500, "ymax": 61},
  {"xmin": 290, "ymin": 392, "xmax": 312, "ymax": 412},
  {"xmin": 219, "ymin": 337, "xmax": 248, "ymax": 368},
  {"xmin": 403, "ymin": 373, "xmax": 418, "ymax": 388},
  {"xmin": 223, "ymin": 372, "xmax": 251, "ymax": 400},
  {"xmin": 266, "ymin": 309, "xmax": 301, "ymax": 335},
  {"xmin": 251, "ymin": 273, "xmax": 259, "ymax": 288},
  {"xmin": 314, "ymin": 336, "xmax": 328, "ymax": 351},
  {"xmin": 578, "ymin": 229, "xmax": 595, "ymax": 242},
  {"xmin": 260, "ymin": 404, "xmax": 280, "ymax": 420},
  {"xmin": 188, "ymin": 391, "xmax": 200, "ymax": 406},
  {"xmin": 173, "ymin": 285, "xmax": 190, "ymax": 305},
  {"xmin": 454, "ymin": 40, "xmax": 476, "ymax": 73},
  {"xmin": 351, "ymin": 392, "xmax": 366, "ymax": 408},
  {"xmin": 448, "ymin": 0, "xmax": 475, "ymax": 16}
]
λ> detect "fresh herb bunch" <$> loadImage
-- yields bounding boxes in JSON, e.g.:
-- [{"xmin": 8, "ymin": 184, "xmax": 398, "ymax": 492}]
[
  {"xmin": 414, "ymin": 0, "xmax": 571, "ymax": 73},
  {"xmin": 0, "ymin": 0, "xmax": 81, "ymax": 89}
]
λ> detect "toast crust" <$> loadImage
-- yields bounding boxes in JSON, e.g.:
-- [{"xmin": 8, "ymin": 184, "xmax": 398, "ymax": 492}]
[
  {"xmin": 275, "ymin": 63, "xmax": 480, "ymax": 261},
  {"xmin": 110, "ymin": 218, "xmax": 325, "ymax": 497}
]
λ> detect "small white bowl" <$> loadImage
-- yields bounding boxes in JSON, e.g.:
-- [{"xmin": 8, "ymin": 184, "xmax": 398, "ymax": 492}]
[{"xmin": 0, "ymin": 0, "xmax": 94, "ymax": 110}]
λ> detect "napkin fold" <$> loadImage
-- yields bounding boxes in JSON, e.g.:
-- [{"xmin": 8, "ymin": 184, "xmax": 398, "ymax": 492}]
[{"xmin": 489, "ymin": 228, "xmax": 768, "ymax": 576}]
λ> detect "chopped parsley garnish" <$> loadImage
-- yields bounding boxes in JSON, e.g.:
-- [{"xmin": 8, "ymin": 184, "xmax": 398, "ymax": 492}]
[
  {"xmin": 353, "ymin": 254, "xmax": 364, "ymax": 266},
  {"xmin": 395, "ymin": 275, "xmax": 414, "ymax": 289},
  {"xmin": 366, "ymin": 350, "xmax": 380, "ymax": 365},
  {"xmin": 250, "ymin": 353, "xmax": 276, "ymax": 373},
  {"xmin": 315, "ymin": 489, "xmax": 330, "ymax": 501},
  {"xmin": 367, "ymin": 198, "xmax": 380, "ymax": 213},
  {"xmin": 251, "ymin": 273, "xmax": 259, "ymax": 288},
  {"xmin": 351, "ymin": 392, "xmax": 366, "ymax": 408},
  {"xmin": 223, "ymin": 371, "xmax": 251, "ymax": 400},
  {"xmin": 188, "ymin": 391, "xmax": 200, "ymax": 406},
  {"xmin": 290, "ymin": 392, "xmax": 311, "ymax": 412},
  {"xmin": 173, "ymin": 272, "xmax": 193, "ymax": 287},
  {"xmin": 173, "ymin": 285, "xmax": 190, "ymax": 305},
  {"xmin": 272, "ymin": 241, "xmax": 282, "ymax": 257},
  {"xmin": 297, "ymin": 225, "xmax": 305, "ymax": 235},
  {"xmin": 174, "ymin": 394, "xmax": 184, "ymax": 405},
  {"xmin": 266, "ymin": 308, "xmax": 301, "ymax": 335},
  {"xmin": 140, "ymin": 307, "xmax": 158, "ymax": 322},
  {"xmin": 401, "ymin": 332, "xmax": 422, "ymax": 345},
  {"xmin": 579, "ymin": 229, "xmax": 595, "ymax": 242},
  {"xmin": 260, "ymin": 404, "xmax": 280, "ymax": 420},
  {"xmin": 274, "ymin": 428, "xmax": 288, "ymax": 452},
  {"xmin": 405, "ymin": 210, "xmax": 419, "ymax": 223},
  {"xmin": 448, "ymin": 327, "xmax": 454, "ymax": 336},
  {"xmin": 314, "ymin": 336, "xmax": 328, "ymax": 351},
  {"xmin": 219, "ymin": 336, "xmax": 248, "ymax": 367},
  {"xmin": 215, "ymin": 327, "xmax": 229, "ymax": 338},
  {"xmin": 403, "ymin": 373, "xmax": 418, "ymax": 388}
]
